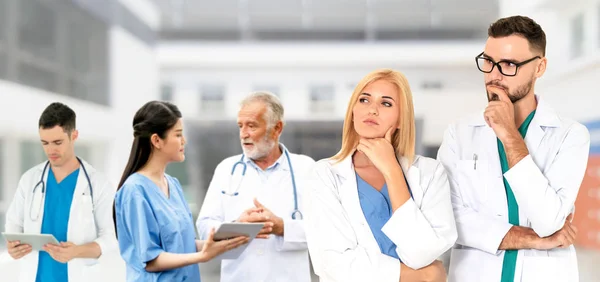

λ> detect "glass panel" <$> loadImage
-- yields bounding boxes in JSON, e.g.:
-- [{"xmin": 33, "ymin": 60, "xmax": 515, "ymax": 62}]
[
  {"xmin": 200, "ymin": 84, "xmax": 225, "ymax": 113},
  {"xmin": 310, "ymin": 84, "xmax": 335, "ymax": 113},
  {"xmin": 18, "ymin": 0, "xmax": 57, "ymax": 62},
  {"xmin": 69, "ymin": 77, "xmax": 88, "ymax": 100},
  {"xmin": 161, "ymin": 84, "xmax": 174, "ymax": 102},
  {"xmin": 310, "ymin": 84, "xmax": 335, "ymax": 101},
  {"xmin": 0, "ymin": 53, "xmax": 6, "ymax": 80},
  {"xmin": 68, "ymin": 22, "xmax": 91, "ymax": 74},
  {"xmin": 18, "ymin": 63, "xmax": 57, "ymax": 93},
  {"xmin": 570, "ymin": 13, "xmax": 584, "ymax": 59},
  {"xmin": 20, "ymin": 140, "xmax": 46, "ymax": 175},
  {"xmin": 200, "ymin": 85, "xmax": 225, "ymax": 101},
  {"xmin": 75, "ymin": 144, "xmax": 92, "ymax": 163},
  {"xmin": 0, "ymin": 139, "xmax": 3, "ymax": 202},
  {"xmin": 166, "ymin": 160, "xmax": 190, "ymax": 199},
  {"xmin": 0, "ymin": 0, "xmax": 6, "ymax": 46}
]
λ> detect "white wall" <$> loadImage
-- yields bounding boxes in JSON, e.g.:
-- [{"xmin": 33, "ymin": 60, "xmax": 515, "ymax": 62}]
[{"xmin": 107, "ymin": 26, "xmax": 160, "ymax": 183}]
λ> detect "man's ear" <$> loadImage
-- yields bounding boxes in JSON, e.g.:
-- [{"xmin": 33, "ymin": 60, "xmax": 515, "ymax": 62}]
[{"xmin": 70, "ymin": 129, "xmax": 79, "ymax": 141}]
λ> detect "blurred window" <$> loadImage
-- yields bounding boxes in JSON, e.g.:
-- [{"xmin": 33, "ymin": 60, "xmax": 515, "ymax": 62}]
[
  {"xmin": 309, "ymin": 84, "xmax": 335, "ymax": 114},
  {"xmin": 6, "ymin": 0, "xmax": 109, "ymax": 105},
  {"xmin": 570, "ymin": 13, "xmax": 584, "ymax": 59},
  {"xmin": 200, "ymin": 84, "xmax": 226, "ymax": 115},
  {"xmin": 20, "ymin": 140, "xmax": 45, "ymax": 175},
  {"xmin": 161, "ymin": 84, "xmax": 174, "ymax": 102}
]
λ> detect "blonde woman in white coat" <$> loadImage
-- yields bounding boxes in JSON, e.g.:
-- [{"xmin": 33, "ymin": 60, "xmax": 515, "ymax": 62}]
[{"xmin": 304, "ymin": 69, "xmax": 458, "ymax": 282}]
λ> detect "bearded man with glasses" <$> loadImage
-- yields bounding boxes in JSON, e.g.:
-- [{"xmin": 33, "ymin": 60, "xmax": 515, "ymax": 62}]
[{"xmin": 436, "ymin": 15, "xmax": 590, "ymax": 282}]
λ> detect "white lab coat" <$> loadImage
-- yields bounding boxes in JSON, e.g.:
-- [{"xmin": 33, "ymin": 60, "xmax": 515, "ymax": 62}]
[
  {"xmin": 304, "ymin": 153, "xmax": 458, "ymax": 282},
  {"xmin": 437, "ymin": 96, "xmax": 589, "ymax": 282},
  {"xmin": 196, "ymin": 147, "xmax": 316, "ymax": 282},
  {"xmin": 2, "ymin": 159, "xmax": 119, "ymax": 282}
]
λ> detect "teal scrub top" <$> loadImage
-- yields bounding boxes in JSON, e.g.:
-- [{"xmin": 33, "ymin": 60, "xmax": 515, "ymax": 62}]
[{"xmin": 499, "ymin": 110, "xmax": 536, "ymax": 282}]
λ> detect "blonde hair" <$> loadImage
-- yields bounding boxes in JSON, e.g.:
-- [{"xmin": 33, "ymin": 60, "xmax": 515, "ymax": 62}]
[{"xmin": 331, "ymin": 68, "xmax": 416, "ymax": 164}]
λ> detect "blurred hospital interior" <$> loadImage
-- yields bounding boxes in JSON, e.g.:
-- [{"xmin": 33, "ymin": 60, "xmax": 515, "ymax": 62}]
[{"xmin": 1, "ymin": 0, "xmax": 599, "ymax": 281}]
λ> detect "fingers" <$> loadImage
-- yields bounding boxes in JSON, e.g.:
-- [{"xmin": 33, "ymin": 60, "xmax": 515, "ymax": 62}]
[
  {"xmin": 207, "ymin": 227, "xmax": 216, "ymax": 242},
  {"xmin": 244, "ymin": 207, "xmax": 263, "ymax": 215},
  {"xmin": 565, "ymin": 223, "xmax": 577, "ymax": 245},
  {"xmin": 256, "ymin": 223, "xmax": 274, "ymax": 238},
  {"xmin": 243, "ymin": 213, "xmax": 270, "ymax": 223},
  {"xmin": 253, "ymin": 198, "xmax": 265, "ymax": 209},
  {"xmin": 8, "ymin": 243, "xmax": 32, "ymax": 259},
  {"xmin": 228, "ymin": 236, "xmax": 250, "ymax": 249},
  {"xmin": 494, "ymin": 89, "xmax": 511, "ymax": 103},
  {"xmin": 384, "ymin": 127, "xmax": 395, "ymax": 143},
  {"xmin": 7, "ymin": 240, "xmax": 20, "ymax": 248},
  {"xmin": 566, "ymin": 213, "xmax": 574, "ymax": 222}
]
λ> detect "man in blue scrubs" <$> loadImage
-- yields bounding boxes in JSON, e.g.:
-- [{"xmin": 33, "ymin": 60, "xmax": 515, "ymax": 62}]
[{"xmin": 5, "ymin": 102, "xmax": 119, "ymax": 282}]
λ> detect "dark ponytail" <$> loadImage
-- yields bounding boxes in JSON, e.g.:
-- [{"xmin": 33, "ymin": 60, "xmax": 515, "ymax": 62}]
[{"xmin": 113, "ymin": 101, "xmax": 182, "ymax": 237}]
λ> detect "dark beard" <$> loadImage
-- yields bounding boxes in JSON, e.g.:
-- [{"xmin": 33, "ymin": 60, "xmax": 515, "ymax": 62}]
[{"xmin": 487, "ymin": 79, "xmax": 533, "ymax": 103}]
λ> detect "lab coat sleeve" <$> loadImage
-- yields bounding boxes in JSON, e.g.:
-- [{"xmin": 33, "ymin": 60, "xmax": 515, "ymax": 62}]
[
  {"xmin": 5, "ymin": 174, "xmax": 27, "ymax": 234},
  {"xmin": 83, "ymin": 173, "xmax": 119, "ymax": 266},
  {"xmin": 196, "ymin": 161, "xmax": 227, "ymax": 240},
  {"xmin": 380, "ymin": 161, "xmax": 458, "ymax": 269},
  {"xmin": 275, "ymin": 219, "xmax": 307, "ymax": 251},
  {"xmin": 304, "ymin": 162, "xmax": 400, "ymax": 282},
  {"xmin": 275, "ymin": 157, "xmax": 314, "ymax": 252},
  {"xmin": 437, "ymin": 126, "xmax": 513, "ymax": 255},
  {"xmin": 119, "ymin": 192, "xmax": 164, "ymax": 268},
  {"xmin": 504, "ymin": 123, "xmax": 590, "ymax": 237}
]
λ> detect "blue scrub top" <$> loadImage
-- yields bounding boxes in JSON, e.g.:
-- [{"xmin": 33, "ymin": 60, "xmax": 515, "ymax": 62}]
[
  {"xmin": 356, "ymin": 174, "xmax": 407, "ymax": 260},
  {"xmin": 36, "ymin": 168, "xmax": 79, "ymax": 282},
  {"xmin": 114, "ymin": 173, "xmax": 200, "ymax": 282}
]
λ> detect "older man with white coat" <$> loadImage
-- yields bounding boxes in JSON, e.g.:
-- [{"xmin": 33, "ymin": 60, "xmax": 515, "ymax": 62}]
[{"xmin": 196, "ymin": 92, "xmax": 315, "ymax": 282}]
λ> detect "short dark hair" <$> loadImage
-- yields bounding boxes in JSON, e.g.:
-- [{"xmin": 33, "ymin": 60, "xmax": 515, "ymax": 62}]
[
  {"xmin": 38, "ymin": 102, "xmax": 76, "ymax": 133},
  {"xmin": 488, "ymin": 15, "xmax": 546, "ymax": 56}
]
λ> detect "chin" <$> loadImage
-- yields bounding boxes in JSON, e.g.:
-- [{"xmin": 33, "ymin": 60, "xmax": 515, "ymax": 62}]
[{"xmin": 355, "ymin": 126, "xmax": 384, "ymax": 139}]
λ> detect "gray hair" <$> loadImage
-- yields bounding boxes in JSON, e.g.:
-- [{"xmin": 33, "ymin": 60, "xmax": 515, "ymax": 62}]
[{"xmin": 240, "ymin": 91, "xmax": 285, "ymax": 129}]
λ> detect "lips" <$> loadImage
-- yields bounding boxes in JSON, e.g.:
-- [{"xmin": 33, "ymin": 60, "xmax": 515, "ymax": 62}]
[{"xmin": 363, "ymin": 119, "xmax": 379, "ymax": 125}]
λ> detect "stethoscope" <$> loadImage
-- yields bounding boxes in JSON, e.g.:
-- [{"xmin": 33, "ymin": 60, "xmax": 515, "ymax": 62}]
[
  {"xmin": 29, "ymin": 157, "xmax": 93, "ymax": 221},
  {"xmin": 221, "ymin": 149, "xmax": 302, "ymax": 220}
]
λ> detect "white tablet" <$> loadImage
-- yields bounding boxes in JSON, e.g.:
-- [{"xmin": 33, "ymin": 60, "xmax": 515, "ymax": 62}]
[
  {"xmin": 2, "ymin": 233, "xmax": 59, "ymax": 251},
  {"xmin": 213, "ymin": 222, "xmax": 264, "ymax": 260}
]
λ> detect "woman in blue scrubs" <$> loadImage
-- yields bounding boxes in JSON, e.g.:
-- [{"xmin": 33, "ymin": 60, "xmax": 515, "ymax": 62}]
[{"xmin": 114, "ymin": 101, "xmax": 249, "ymax": 282}]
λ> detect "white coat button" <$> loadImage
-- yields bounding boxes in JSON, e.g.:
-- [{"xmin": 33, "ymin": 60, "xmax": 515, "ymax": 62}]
[{"xmin": 257, "ymin": 249, "xmax": 264, "ymax": 255}]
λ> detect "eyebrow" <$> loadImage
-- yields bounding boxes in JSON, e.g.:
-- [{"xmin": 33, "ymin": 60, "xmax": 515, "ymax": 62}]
[
  {"xmin": 361, "ymin": 92, "xmax": 396, "ymax": 102},
  {"xmin": 482, "ymin": 52, "xmax": 519, "ymax": 63},
  {"xmin": 41, "ymin": 139, "xmax": 63, "ymax": 143}
]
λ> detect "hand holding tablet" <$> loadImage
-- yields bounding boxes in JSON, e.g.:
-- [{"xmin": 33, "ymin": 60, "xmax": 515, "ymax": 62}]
[{"xmin": 2, "ymin": 232, "xmax": 60, "ymax": 259}]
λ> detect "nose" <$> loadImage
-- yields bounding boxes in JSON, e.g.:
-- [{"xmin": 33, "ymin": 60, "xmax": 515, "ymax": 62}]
[
  {"xmin": 182, "ymin": 135, "xmax": 187, "ymax": 145},
  {"xmin": 488, "ymin": 65, "xmax": 504, "ymax": 81},
  {"xmin": 240, "ymin": 127, "xmax": 250, "ymax": 139},
  {"xmin": 368, "ymin": 103, "xmax": 379, "ymax": 116}
]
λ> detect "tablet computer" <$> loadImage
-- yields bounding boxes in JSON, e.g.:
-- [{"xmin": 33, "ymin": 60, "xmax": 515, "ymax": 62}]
[
  {"xmin": 213, "ymin": 222, "xmax": 264, "ymax": 260},
  {"xmin": 1, "ymin": 233, "xmax": 59, "ymax": 251}
]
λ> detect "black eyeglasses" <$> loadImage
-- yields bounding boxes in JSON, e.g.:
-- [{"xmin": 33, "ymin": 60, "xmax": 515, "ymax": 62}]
[{"xmin": 475, "ymin": 52, "xmax": 541, "ymax": 76}]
